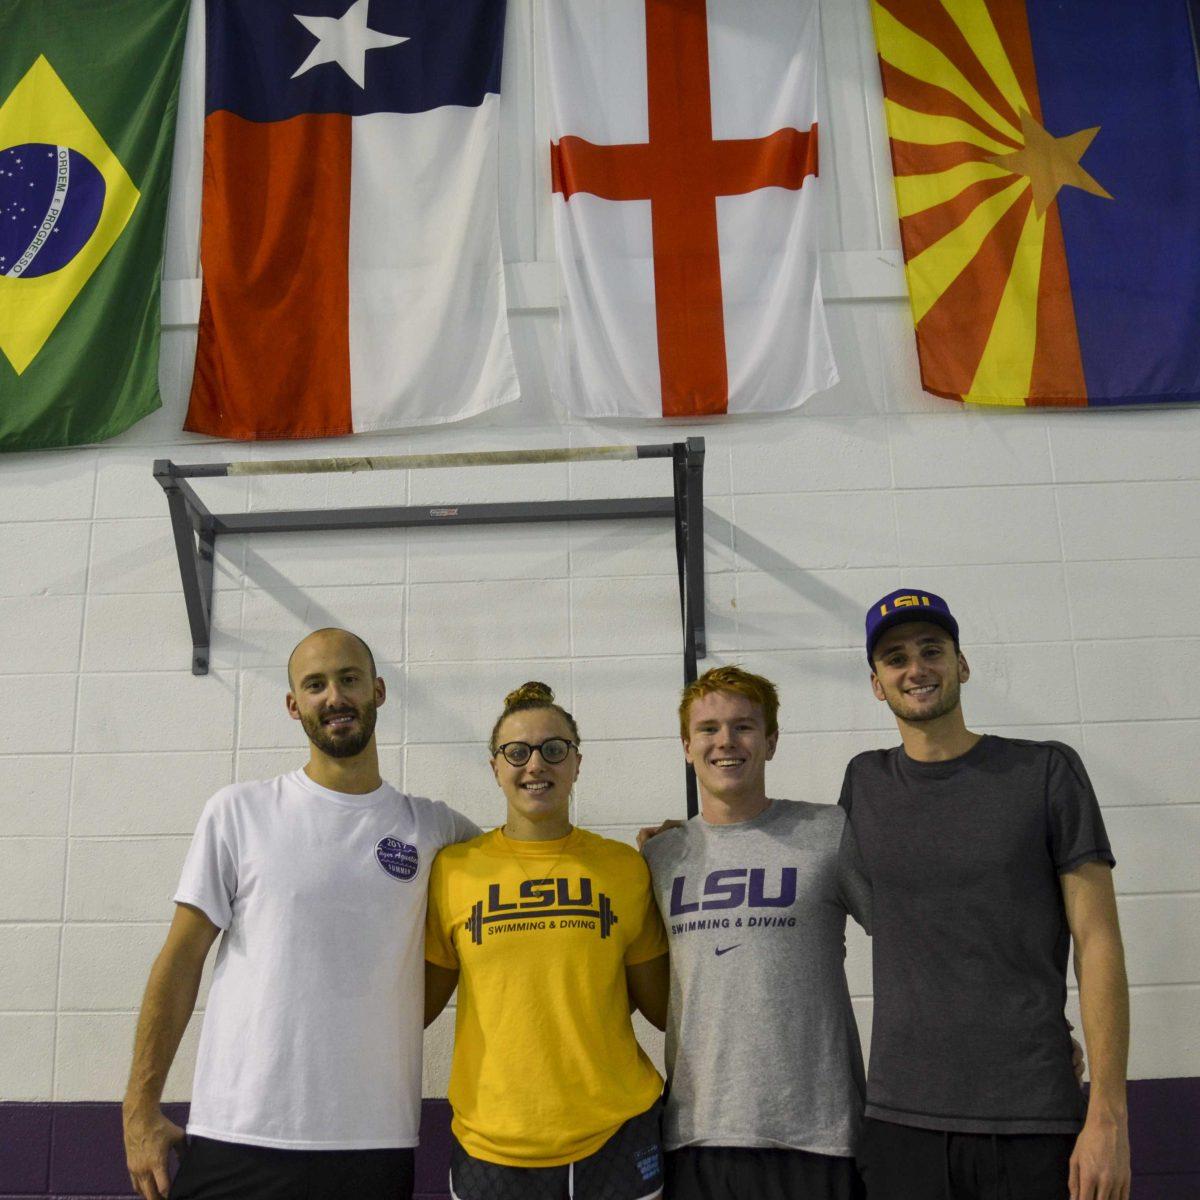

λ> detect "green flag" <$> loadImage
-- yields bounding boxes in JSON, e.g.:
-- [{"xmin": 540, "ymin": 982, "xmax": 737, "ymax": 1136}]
[{"xmin": 0, "ymin": 0, "xmax": 188, "ymax": 451}]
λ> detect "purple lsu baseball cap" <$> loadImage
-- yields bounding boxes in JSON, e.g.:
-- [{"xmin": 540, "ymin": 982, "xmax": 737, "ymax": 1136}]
[{"xmin": 865, "ymin": 589, "xmax": 959, "ymax": 664}]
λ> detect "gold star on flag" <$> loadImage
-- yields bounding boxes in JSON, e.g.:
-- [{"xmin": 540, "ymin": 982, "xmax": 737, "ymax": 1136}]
[{"xmin": 989, "ymin": 111, "xmax": 1113, "ymax": 217}]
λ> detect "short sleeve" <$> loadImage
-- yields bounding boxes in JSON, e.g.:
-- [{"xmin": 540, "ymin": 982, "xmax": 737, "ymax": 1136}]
[
  {"xmin": 423, "ymin": 852, "xmax": 460, "ymax": 969},
  {"xmin": 837, "ymin": 761, "xmax": 854, "ymax": 817},
  {"xmin": 446, "ymin": 805, "xmax": 482, "ymax": 846},
  {"xmin": 425, "ymin": 799, "xmax": 481, "ymax": 850},
  {"xmin": 623, "ymin": 857, "xmax": 669, "ymax": 967},
  {"xmin": 837, "ymin": 815, "xmax": 872, "ymax": 934},
  {"xmin": 1045, "ymin": 743, "xmax": 1115, "ymax": 874},
  {"xmin": 173, "ymin": 792, "xmax": 238, "ymax": 930}
]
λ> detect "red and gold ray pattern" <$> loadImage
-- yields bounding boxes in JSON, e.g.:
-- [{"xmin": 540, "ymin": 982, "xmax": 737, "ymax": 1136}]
[{"xmin": 872, "ymin": 0, "xmax": 1111, "ymax": 406}]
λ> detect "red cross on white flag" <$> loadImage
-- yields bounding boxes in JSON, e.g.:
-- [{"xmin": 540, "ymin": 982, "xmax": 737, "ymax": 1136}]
[{"xmin": 546, "ymin": 0, "xmax": 837, "ymax": 418}]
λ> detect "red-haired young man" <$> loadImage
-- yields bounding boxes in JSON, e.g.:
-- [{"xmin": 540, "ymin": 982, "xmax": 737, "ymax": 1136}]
[{"xmin": 642, "ymin": 666, "xmax": 870, "ymax": 1200}]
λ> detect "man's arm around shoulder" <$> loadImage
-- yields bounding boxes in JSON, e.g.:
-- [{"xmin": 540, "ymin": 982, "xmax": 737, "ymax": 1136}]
[
  {"xmin": 1061, "ymin": 861, "xmax": 1131, "ymax": 1200},
  {"xmin": 636, "ymin": 819, "xmax": 684, "ymax": 852},
  {"xmin": 123, "ymin": 903, "xmax": 220, "ymax": 1200}
]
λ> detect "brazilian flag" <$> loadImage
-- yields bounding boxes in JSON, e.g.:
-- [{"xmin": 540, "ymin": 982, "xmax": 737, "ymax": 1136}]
[{"xmin": 0, "ymin": 0, "xmax": 188, "ymax": 450}]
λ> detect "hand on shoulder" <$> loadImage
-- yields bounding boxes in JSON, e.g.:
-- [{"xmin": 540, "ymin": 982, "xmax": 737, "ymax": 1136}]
[{"xmin": 637, "ymin": 819, "xmax": 684, "ymax": 851}]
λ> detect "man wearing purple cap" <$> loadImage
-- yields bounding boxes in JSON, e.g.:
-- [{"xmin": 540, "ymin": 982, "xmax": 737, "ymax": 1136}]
[{"xmin": 841, "ymin": 590, "xmax": 1130, "ymax": 1200}]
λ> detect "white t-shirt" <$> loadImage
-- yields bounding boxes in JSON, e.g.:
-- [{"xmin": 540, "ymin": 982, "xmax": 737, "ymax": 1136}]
[{"xmin": 175, "ymin": 769, "xmax": 478, "ymax": 1150}]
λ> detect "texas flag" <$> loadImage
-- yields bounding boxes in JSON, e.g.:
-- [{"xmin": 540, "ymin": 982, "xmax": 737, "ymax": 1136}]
[
  {"xmin": 546, "ymin": 0, "xmax": 837, "ymax": 419},
  {"xmin": 185, "ymin": 0, "xmax": 518, "ymax": 440}
]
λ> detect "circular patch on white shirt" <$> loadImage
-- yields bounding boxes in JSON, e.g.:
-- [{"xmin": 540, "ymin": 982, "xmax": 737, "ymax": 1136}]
[{"xmin": 375, "ymin": 836, "xmax": 419, "ymax": 880}]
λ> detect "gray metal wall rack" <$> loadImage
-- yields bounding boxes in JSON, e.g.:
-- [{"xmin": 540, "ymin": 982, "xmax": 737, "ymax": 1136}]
[{"xmin": 154, "ymin": 438, "xmax": 707, "ymax": 813}]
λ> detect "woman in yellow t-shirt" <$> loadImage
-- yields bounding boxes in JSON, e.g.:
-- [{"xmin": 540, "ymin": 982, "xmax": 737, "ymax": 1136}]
[{"xmin": 425, "ymin": 682, "xmax": 669, "ymax": 1200}]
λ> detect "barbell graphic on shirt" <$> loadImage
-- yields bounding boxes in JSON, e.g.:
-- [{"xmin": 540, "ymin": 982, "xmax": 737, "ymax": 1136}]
[{"xmin": 465, "ymin": 885, "xmax": 618, "ymax": 945}]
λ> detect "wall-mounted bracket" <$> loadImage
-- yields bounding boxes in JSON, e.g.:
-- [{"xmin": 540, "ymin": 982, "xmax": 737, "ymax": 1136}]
[
  {"xmin": 154, "ymin": 440, "xmax": 708, "ymax": 812},
  {"xmin": 153, "ymin": 464, "xmax": 220, "ymax": 674}
]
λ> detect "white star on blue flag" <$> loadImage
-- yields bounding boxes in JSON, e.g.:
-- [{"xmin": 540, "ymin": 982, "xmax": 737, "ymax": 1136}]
[{"xmin": 291, "ymin": 0, "xmax": 408, "ymax": 89}]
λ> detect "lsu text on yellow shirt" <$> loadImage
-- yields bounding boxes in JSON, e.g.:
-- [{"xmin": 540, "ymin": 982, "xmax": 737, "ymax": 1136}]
[{"xmin": 425, "ymin": 827, "xmax": 668, "ymax": 1167}]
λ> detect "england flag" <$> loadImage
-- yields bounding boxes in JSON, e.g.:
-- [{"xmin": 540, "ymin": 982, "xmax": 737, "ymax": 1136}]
[{"xmin": 546, "ymin": 0, "xmax": 837, "ymax": 419}]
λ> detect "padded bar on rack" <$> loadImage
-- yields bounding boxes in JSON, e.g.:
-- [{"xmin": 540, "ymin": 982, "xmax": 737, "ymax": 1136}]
[{"xmin": 166, "ymin": 444, "xmax": 675, "ymax": 478}]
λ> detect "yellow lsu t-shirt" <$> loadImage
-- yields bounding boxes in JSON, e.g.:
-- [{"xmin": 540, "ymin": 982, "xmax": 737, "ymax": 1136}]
[{"xmin": 425, "ymin": 827, "xmax": 668, "ymax": 1167}]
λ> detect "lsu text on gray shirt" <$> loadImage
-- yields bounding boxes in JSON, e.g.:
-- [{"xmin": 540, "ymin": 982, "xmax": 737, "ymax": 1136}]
[{"xmin": 643, "ymin": 800, "xmax": 872, "ymax": 1157}]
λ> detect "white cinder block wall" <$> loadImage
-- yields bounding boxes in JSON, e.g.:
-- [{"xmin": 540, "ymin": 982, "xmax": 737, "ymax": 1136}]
[{"xmin": 1, "ymin": 0, "xmax": 1197, "ymax": 1105}]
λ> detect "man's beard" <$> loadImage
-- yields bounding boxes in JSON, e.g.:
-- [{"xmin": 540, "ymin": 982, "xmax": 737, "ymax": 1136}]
[
  {"xmin": 301, "ymin": 700, "xmax": 378, "ymax": 758},
  {"xmin": 883, "ymin": 674, "xmax": 961, "ymax": 724}
]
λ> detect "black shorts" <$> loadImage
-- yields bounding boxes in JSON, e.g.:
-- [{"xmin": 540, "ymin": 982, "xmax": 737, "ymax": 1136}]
[
  {"xmin": 450, "ymin": 1102, "xmax": 663, "ymax": 1200},
  {"xmin": 170, "ymin": 1135, "xmax": 414, "ymax": 1200},
  {"xmin": 856, "ymin": 1117, "xmax": 1075, "ymax": 1200},
  {"xmin": 664, "ymin": 1144, "xmax": 864, "ymax": 1200}
]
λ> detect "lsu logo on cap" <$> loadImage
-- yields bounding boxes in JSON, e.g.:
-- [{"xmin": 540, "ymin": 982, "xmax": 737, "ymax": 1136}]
[
  {"xmin": 879, "ymin": 594, "xmax": 931, "ymax": 615},
  {"xmin": 866, "ymin": 588, "xmax": 958, "ymax": 664}
]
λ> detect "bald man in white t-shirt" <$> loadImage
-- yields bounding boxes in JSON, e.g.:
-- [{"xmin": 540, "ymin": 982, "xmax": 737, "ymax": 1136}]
[{"xmin": 122, "ymin": 629, "xmax": 478, "ymax": 1200}]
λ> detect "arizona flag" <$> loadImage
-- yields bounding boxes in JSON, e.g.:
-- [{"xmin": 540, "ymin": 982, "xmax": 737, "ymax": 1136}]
[
  {"xmin": 545, "ymin": 0, "xmax": 836, "ymax": 419},
  {"xmin": 185, "ymin": 0, "xmax": 518, "ymax": 440},
  {"xmin": 874, "ymin": 0, "xmax": 1200, "ymax": 407}
]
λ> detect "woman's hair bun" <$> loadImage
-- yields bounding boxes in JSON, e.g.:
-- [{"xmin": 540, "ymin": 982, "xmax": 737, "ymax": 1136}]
[{"xmin": 504, "ymin": 680, "xmax": 555, "ymax": 709}]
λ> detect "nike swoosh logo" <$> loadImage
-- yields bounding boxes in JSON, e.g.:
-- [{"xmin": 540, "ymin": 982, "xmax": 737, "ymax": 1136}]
[{"xmin": 714, "ymin": 944, "xmax": 740, "ymax": 956}]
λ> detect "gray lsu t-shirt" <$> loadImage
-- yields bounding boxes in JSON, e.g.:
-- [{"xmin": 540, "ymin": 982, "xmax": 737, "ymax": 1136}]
[
  {"xmin": 643, "ymin": 800, "xmax": 872, "ymax": 1156},
  {"xmin": 840, "ymin": 735, "xmax": 1114, "ymax": 1136}
]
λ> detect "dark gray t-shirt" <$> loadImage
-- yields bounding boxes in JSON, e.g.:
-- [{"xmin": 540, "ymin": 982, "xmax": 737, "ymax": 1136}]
[
  {"xmin": 839, "ymin": 735, "xmax": 1114, "ymax": 1135},
  {"xmin": 644, "ymin": 800, "xmax": 871, "ymax": 1156}
]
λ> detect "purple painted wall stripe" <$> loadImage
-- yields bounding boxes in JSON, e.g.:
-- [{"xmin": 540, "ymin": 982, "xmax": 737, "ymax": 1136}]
[
  {"xmin": 415, "ymin": 1100, "xmax": 452, "ymax": 1195},
  {"xmin": 0, "ymin": 1105, "xmax": 52, "ymax": 1193},
  {"xmin": 0, "ymin": 1084, "xmax": 1195, "ymax": 1198}
]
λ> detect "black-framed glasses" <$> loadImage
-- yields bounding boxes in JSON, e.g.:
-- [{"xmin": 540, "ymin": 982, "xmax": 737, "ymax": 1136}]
[{"xmin": 494, "ymin": 738, "xmax": 578, "ymax": 767}]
